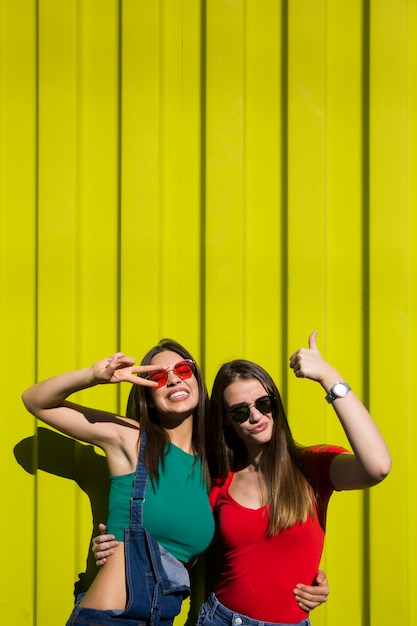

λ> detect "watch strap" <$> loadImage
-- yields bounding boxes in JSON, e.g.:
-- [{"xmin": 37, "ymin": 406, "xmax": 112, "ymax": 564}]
[{"xmin": 325, "ymin": 382, "xmax": 351, "ymax": 404}]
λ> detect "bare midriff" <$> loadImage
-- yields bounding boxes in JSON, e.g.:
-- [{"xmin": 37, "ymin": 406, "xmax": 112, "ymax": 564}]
[{"xmin": 78, "ymin": 541, "xmax": 188, "ymax": 610}]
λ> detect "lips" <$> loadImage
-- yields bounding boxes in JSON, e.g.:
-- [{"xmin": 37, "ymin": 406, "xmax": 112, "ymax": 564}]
[
  {"xmin": 249, "ymin": 422, "xmax": 269, "ymax": 434},
  {"xmin": 167, "ymin": 389, "xmax": 190, "ymax": 401}
]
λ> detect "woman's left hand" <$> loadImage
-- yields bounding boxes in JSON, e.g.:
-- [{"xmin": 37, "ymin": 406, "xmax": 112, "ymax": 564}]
[
  {"xmin": 289, "ymin": 331, "xmax": 339, "ymax": 386},
  {"xmin": 293, "ymin": 569, "xmax": 329, "ymax": 612},
  {"xmin": 290, "ymin": 330, "xmax": 392, "ymax": 490}
]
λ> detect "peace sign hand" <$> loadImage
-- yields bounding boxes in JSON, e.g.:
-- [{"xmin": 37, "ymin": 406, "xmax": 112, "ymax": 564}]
[{"xmin": 91, "ymin": 353, "xmax": 159, "ymax": 388}]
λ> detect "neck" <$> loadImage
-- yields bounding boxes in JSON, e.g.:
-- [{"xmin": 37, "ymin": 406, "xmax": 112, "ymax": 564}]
[
  {"xmin": 245, "ymin": 445, "xmax": 264, "ymax": 471},
  {"xmin": 165, "ymin": 417, "xmax": 194, "ymax": 454}
]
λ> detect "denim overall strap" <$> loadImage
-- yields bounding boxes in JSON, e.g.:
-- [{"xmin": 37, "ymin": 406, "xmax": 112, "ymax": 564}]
[
  {"xmin": 130, "ymin": 431, "xmax": 148, "ymax": 527},
  {"xmin": 123, "ymin": 431, "xmax": 190, "ymax": 625},
  {"xmin": 65, "ymin": 430, "xmax": 190, "ymax": 625}
]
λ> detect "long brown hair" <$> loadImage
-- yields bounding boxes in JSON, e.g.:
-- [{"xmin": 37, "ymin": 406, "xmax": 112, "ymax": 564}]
[
  {"xmin": 126, "ymin": 339, "xmax": 210, "ymax": 486},
  {"xmin": 206, "ymin": 359, "xmax": 315, "ymax": 535}
]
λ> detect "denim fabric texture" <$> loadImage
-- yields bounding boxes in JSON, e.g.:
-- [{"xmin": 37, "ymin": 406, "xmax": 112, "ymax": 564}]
[
  {"xmin": 66, "ymin": 433, "xmax": 190, "ymax": 626},
  {"xmin": 196, "ymin": 594, "xmax": 311, "ymax": 626}
]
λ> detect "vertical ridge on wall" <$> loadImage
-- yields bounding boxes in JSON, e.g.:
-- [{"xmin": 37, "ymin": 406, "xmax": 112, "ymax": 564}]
[
  {"xmin": 369, "ymin": 2, "xmax": 409, "ymax": 624},
  {"xmin": 280, "ymin": 0, "xmax": 289, "ymax": 392},
  {"xmin": 120, "ymin": 0, "xmax": 204, "ymax": 388},
  {"xmin": 360, "ymin": 2, "xmax": 371, "ymax": 622},
  {"xmin": 0, "ymin": 0, "xmax": 38, "ymax": 623},
  {"xmin": 76, "ymin": 0, "xmax": 120, "ymax": 361},
  {"xmin": 181, "ymin": 0, "xmax": 205, "ymax": 356},
  {"xmin": 244, "ymin": 0, "xmax": 283, "ymax": 380},
  {"xmin": 36, "ymin": 1, "xmax": 82, "ymax": 620},
  {"xmin": 198, "ymin": 0, "xmax": 208, "ymax": 373},
  {"xmin": 407, "ymin": 4, "xmax": 417, "ymax": 622},
  {"xmin": 322, "ymin": 2, "xmax": 366, "ymax": 623},
  {"xmin": 76, "ymin": 0, "xmax": 121, "ymax": 582},
  {"xmin": 205, "ymin": 0, "xmax": 245, "ymax": 386},
  {"xmin": 117, "ymin": 0, "xmax": 123, "ymax": 362},
  {"xmin": 36, "ymin": 0, "xmax": 122, "ymax": 621},
  {"xmin": 361, "ymin": 0, "xmax": 371, "ymax": 405},
  {"xmin": 287, "ymin": 0, "xmax": 327, "ymax": 442},
  {"xmin": 121, "ymin": 0, "xmax": 161, "ymax": 363},
  {"xmin": 159, "ymin": 0, "xmax": 191, "ymax": 337}
]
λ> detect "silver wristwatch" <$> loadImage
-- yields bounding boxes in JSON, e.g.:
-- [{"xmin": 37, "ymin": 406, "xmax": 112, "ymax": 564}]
[{"xmin": 325, "ymin": 381, "xmax": 351, "ymax": 403}]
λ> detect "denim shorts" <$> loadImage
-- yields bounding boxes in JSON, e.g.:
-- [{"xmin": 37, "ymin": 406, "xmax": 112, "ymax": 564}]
[{"xmin": 196, "ymin": 593, "xmax": 311, "ymax": 626}]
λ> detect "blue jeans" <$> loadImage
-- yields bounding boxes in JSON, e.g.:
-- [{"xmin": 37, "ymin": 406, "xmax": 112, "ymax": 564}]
[{"xmin": 196, "ymin": 593, "xmax": 311, "ymax": 626}]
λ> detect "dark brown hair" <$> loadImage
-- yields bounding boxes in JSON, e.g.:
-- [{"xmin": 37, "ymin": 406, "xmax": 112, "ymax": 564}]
[
  {"xmin": 206, "ymin": 359, "xmax": 315, "ymax": 535},
  {"xmin": 126, "ymin": 339, "xmax": 210, "ymax": 486}
]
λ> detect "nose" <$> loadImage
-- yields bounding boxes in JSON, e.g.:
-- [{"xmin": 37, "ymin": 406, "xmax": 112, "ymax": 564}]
[
  {"xmin": 166, "ymin": 367, "xmax": 181, "ymax": 386},
  {"xmin": 248, "ymin": 403, "xmax": 263, "ymax": 422}
]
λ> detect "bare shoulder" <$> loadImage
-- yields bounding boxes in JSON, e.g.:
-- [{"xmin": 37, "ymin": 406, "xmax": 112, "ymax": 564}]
[{"xmin": 101, "ymin": 415, "xmax": 140, "ymax": 474}]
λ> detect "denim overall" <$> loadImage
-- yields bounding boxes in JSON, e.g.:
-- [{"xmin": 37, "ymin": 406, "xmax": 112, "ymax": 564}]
[{"xmin": 67, "ymin": 433, "xmax": 191, "ymax": 626}]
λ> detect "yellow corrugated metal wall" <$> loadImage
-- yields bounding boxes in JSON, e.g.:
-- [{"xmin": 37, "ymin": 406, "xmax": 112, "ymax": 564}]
[{"xmin": 0, "ymin": 0, "xmax": 415, "ymax": 624}]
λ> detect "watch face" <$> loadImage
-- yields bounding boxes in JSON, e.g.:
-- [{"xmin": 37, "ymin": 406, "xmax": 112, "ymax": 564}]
[{"xmin": 333, "ymin": 382, "xmax": 349, "ymax": 397}]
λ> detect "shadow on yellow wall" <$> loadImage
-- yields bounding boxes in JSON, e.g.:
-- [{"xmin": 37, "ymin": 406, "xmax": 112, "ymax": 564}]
[
  {"xmin": 14, "ymin": 428, "xmax": 109, "ymax": 599},
  {"xmin": 12, "ymin": 428, "xmax": 222, "ymax": 625}
]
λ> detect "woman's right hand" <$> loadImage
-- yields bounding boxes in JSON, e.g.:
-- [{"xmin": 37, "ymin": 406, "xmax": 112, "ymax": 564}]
[
  {"xmin": 22, "ymin": 353, "xmax": 158, "ymax": 423},
  {"xmin": 91, "ymin": 353, "xmax": 158, "ymax": 388},
  {"xmin": 21, "ymin": 354, "xmax": 159, "ymax": 464},
  {"xmin": 92, "ymin": 523, "xmax": 118, "ymax": 566}
]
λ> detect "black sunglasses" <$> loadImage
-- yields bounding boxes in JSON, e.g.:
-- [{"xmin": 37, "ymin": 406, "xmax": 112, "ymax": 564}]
[{"xmin": 227, "ymin": 394, "xmax": 275, "ymax": 424}]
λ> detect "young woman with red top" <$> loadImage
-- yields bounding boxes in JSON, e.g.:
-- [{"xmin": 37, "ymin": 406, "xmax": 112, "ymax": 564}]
[{"xmin": 196, "ymin": 331, "xmax": 391, "ymax": 626}]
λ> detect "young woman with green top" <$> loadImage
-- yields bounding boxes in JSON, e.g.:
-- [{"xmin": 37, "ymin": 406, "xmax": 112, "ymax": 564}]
[{"xmin": 22, "ymin": 339, "xmax": 215, "ymax": 625}]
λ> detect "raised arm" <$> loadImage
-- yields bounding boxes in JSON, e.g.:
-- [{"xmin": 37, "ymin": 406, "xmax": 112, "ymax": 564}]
[
  {"xmin": 289, "ymin": 331, "xmax": 391, "ymax": 490},
  {"xmin": 22, "ymin": 352, "xmax": 157, "ymax": 450}
]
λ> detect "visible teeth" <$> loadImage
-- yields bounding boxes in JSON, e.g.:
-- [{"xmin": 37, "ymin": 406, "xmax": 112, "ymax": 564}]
[{"xmin": 169, "ymin": 391, "xmax": 188, "ymax": 400}]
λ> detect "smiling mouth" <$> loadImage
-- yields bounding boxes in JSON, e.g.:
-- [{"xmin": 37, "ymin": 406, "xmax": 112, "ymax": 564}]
[{"xmin": 168, "ymin": 390, "xmax": 189, "ymax": 401}]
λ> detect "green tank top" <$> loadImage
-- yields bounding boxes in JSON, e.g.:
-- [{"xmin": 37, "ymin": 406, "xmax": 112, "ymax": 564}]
[{"xmin": 106, "ymin": 443, "xmax": 215, "ymax": 563}]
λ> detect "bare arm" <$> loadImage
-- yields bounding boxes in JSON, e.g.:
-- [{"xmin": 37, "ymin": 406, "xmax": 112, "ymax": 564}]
[
  {"xmin": 22, "ymin": 352, "xmax": 158, "ymax": 450},
  {"xmin": 289, "ymin": 331, "xmax": 391, "ymax": 490}
]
